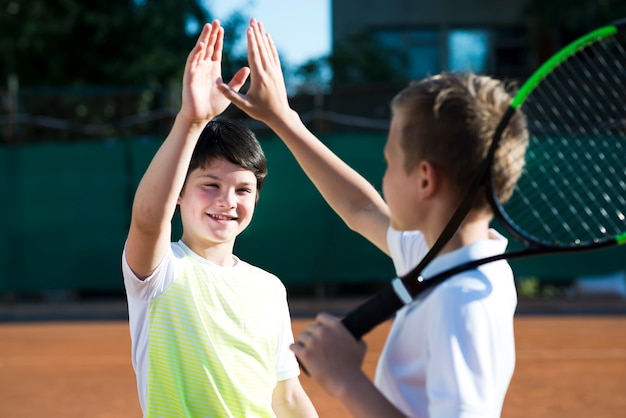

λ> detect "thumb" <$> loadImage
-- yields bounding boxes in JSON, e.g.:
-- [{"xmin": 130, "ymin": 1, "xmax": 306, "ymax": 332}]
[
  {"xmin": 228, "ymin": 66, "xmax": 250, "ymax": 92},
  {"xmin": 217, "ymin": 77, "xmax": 250, "ymax": 111}
]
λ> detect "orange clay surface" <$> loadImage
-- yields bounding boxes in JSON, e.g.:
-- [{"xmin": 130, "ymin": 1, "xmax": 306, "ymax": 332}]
[{"xmin": 1, "ymin": 316, "xmax": 625, "ymax": 417}]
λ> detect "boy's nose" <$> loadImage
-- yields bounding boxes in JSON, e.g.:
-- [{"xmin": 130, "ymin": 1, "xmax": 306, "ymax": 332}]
[{"xmin": 216, "ymin": 190, "xmax": 236, "ymax": 207}]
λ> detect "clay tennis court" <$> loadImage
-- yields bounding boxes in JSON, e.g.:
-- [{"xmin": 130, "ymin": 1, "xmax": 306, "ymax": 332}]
[{"xmin": 1, "ymin": 300, "xmax": 625, "ymax": 417}]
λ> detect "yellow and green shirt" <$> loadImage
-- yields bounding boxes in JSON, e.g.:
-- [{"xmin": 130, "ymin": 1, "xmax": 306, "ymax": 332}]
[{"xmin": 122, "ymin": 241, "xmax": 299, "ymax": 417}]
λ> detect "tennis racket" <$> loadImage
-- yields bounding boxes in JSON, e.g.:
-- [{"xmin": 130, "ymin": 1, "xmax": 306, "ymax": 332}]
[{"xmin": 342, "ymin": 18, "xmax": 626, "ymax": 340}]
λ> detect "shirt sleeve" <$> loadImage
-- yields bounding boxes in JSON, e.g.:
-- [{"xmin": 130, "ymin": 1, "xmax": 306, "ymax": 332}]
[
  {"xmin": 387, "ymin": 228, "xmax": 430, "ymax": 276},
  {"xmin": 274, "ymin": 295, "xmax": 300, "ymax": 382},
  {"xmin": 121, "ymin": 242, "xmax": 176, "ymax": 301}
]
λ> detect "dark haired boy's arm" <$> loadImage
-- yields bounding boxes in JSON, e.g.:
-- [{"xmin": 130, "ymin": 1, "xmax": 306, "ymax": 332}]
[
  {"xmin": 272, "ymin": 377, "xmax": 318, "ymax": 418},
  {"xmin": 218, "ymin": 19, "xmax": 391, "ymax": 255},
  {"xmin": 125, "ymin": 21, "xmax": 249, "ymax": 279},
  {"xmin": 125, "ymin": 116, "xmax": 206, "ymax": 280}
]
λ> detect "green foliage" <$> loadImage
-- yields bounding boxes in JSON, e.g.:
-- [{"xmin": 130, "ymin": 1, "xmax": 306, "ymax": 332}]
[
  {"xmin": 0, "ymin": 0, "xmax": 212, "ymax": 87},
  {"xmin": 516, "ymin": 276, "xmax": 574, "ymax": 299},
  {"xmin": 517, "ymin": 277, "xmax": 540, "ymax": 298}
]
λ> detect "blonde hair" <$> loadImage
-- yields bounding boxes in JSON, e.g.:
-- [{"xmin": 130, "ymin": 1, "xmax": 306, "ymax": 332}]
[{"xmin": 391, "ymin": 72, "xmax": 528, "ymax": 212}]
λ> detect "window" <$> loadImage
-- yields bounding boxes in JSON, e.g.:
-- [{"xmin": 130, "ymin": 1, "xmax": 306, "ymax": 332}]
[
  {"xmin": 375, "ymin": 26, "xmax": 528, "ymax": 79},
  {"xmin": 448, "ymin": 30, "xmax": 489, "ymax": 73},
  {"xmin": 377, "ymin": 30, "xmax": 441, "ymax": 79}
]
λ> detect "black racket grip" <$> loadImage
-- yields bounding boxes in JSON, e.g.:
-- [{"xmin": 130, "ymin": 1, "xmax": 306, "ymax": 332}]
[{"xmin": 341, "ymin": 282, "xmax": 404, "ymax": 340}]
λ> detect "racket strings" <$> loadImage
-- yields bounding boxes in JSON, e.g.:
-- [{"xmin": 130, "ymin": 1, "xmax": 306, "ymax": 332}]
[
  {"xmin": 495, "ymin": 30, "xmax": 626, "ymax": 247},
  {"xmin": 579, "ymin": 42, "xmax": 626, "ymax": 126}
]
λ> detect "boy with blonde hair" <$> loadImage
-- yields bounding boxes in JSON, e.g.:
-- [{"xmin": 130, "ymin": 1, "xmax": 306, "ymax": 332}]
[{"xmin": 219, "ymin": 19, "xmax": 528, "ymax": 417}]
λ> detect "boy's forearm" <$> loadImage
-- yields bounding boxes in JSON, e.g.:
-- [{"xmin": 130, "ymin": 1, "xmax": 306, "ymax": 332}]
[
  {"xmin": 270, "ymin": 111, "xmax": 382, "ymax": 214},
  {"xmin": 131, "ymin": 114, "xmax": 208, "ymax": 231},
  {"xmin": 266, "ymin": 110, "xmax": 390, "ymax": 249},
  {"xmin": 335, "ymin": 373, "xmax": 408, "ymax": 418},
  {"xmin": 272, "ymin": 378, "xmax": 318, "ymax": 418},
  {"xmin": 273, "ymin": 398, "xmax": 318, "ymax": 418}
]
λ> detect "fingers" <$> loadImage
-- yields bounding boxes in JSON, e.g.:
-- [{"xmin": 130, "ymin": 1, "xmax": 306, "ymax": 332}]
[
  {"xmin": 186, "ymin": 25, "xmax": 209, "ymax": 72},
  {"xmin": 294, "ymin": 313, "xmax": 342, "ymax": 348},
  {"xmin": 316, "ymin": 312, "xmax": 340, "ymax": 326},
  {"xmin": 265, "ymin": 32, "xmax": 281, "ymax": 71},
  {"xmin": 197, "ymin": 21, "xmax": 212, "ymax": 47},
  {"xmin": 186, "ymin": 21, "xmax": 221, "ymax": 72},
  {"xmin": 216, "ymin": 18, "xmax": 289, "ymax": 122},
  {"xmin": 246, "ymin": 19, "xmax": 263, "ymax": 72},
  {"xmin": 254, "ymin": 21, "xmax": 280, "ymax": 71},
  {"xmin": 216, "ymin": 67, "xmax": 250, "ymax": 109},
  {"xmin": 214, "ymin": 26, "xmax": 224, "ymax": 62},
  {"xmin": 246, "ymin": 19, "xmax": 281, "ymax": 73},
  {"xmin": 290, "ymin": 323, "xmax": 319, "ymax": 365},
  {"xmin": 252, "ymin": 20, "xmax": 272, "ymax": 70},
  {"xmin": 296, "ymin": 323, "xmax": 322, "ymax": 347},
  {"xmin": 291, "ymin": 313, "xmax": 366, "ymax": 389},
  {"xmin": 204, "ymin": 21, "xmax": 223, "ymax": 62},
  {"xmin": 216, "ymin": 80, "xmax": 240, "ymax": 102},
  {"xmin": 229, "ymin": 67, "xmax": 251, "ymax": 91}
]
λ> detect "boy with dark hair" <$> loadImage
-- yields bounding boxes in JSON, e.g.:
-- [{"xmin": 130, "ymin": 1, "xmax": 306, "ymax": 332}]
[
  {"xmin": 219, "ymin": 19, "xmax": 528, "ymax": 418},
  {"xmin": 122, "ymin": 21, "xmax": 317, "ymax": 417}
]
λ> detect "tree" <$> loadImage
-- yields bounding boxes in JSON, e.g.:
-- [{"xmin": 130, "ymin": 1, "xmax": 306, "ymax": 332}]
[
  {"xmin": 0, "ymin": 0, "xmax": 212, "ymax": 87},
  {"xmin": 0, "ymin": 0, "xmax": 259, "ymax": 142}
]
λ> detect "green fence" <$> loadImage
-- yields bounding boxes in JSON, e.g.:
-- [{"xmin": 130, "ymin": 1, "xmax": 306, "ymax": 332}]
[
  {"xmin": 0, "ymin": 134, "xmax": 394, "ymax": 294},
  {"xmin": 1, "ymin": 134, "xmax": 625, "ymax": 295}
]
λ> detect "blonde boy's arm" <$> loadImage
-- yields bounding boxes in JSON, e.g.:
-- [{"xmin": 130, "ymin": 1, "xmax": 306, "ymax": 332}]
[
  {"xmin": 272, "ymin": 377, "xmax": 318, "ymax": 418},
  {"xmin": 291, "ymin": 314, "xmax": 408, "ymax": 418},
  {"xmin": 272, "ymin": 111, "xmax": 391, "ymax": 254},
  {"xmin": 125, "ymin": 21, "xmax": 249, "ymax": 279},
  {"xmin": 219, "ymin": 19, "xmax": 390, "ymax": 254}
]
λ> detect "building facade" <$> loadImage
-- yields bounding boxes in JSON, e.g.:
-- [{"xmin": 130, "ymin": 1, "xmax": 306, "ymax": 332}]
[{"xmin": 331, "ymin": 0, "xmax": 534, "ymax": 80}]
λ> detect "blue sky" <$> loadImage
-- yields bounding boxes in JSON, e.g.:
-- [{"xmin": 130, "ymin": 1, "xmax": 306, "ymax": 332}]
[{"xmin": 204, "ymin": 0, "xmax": 331, "ymax": 67}]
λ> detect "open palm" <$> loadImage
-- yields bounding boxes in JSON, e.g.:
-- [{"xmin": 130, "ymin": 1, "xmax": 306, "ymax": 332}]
[{"xmin": 181, "ymin": 21, "xmax": 249, "ymax": 122}]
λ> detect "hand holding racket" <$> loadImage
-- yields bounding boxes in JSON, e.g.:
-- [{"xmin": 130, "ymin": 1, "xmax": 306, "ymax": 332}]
[{"xmin": 343, "ymin": 19, "xmax": 626, "ymax": 340}]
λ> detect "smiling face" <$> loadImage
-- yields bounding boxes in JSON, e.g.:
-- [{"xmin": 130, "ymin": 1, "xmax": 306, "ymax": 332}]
[{"xmin": 177, "ymin": 158, "xmax": 258, "ymax": 255}]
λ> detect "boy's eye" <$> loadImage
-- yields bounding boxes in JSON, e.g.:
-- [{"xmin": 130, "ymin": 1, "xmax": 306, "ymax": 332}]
[{"xmin": 237, "ymin": 188, "xmax": 252, "ymax": 194}]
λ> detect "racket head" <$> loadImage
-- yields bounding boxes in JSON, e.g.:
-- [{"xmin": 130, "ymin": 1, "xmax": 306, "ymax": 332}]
[{"xmin": 489, "ymin": 20, "xmax": 626, "ymax": 250}]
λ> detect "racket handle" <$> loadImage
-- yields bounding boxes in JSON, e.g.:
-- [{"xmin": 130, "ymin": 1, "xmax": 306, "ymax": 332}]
[{"xmin": 341, "ymin": 281, "xmax": 404, "ymax": 340}]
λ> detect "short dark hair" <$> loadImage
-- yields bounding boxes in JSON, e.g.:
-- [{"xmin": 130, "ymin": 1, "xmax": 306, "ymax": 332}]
[{"xmin": 186, "ymin": 118, "xmax": 268, "ymax": 201}]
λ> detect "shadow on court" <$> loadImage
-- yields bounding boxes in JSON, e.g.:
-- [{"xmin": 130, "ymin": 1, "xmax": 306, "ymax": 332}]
[{"xmin": 0, "ymin": 302, "xmax": 625, "ymax": 417}]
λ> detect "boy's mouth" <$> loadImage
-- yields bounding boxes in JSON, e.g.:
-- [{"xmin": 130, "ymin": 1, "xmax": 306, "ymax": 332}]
[{"xmin": 208, "ymin": 213, "xmax": 237, "ymax": 221}]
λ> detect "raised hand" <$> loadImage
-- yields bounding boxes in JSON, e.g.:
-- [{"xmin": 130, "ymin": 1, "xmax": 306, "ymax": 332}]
[
  {"xmin": 217, "ymin": 19, "xmax": 292, "ymax": 127},
  {"xmin": 181, "ymin": 20, "xmax": 250, "ymax": 123}
]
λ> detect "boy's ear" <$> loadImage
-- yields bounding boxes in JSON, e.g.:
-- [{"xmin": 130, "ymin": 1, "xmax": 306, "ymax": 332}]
[{"xmin": 415, "ymin": 160, "xmax": 437, "ymax": 199}]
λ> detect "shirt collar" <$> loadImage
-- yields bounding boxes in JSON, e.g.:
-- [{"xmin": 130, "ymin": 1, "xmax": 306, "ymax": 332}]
[{"xmin": 420, "ymin": 229, "xmax": 508, "ymax": 280}]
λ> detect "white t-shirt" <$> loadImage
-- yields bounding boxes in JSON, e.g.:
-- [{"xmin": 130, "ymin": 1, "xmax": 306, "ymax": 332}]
[
  {"xmin": 375, "ymin": 228, "xmax": 517, "ymax": 418},
  {"xmin": 122, "ymin": 241, "xmax": 299, "ymax": 417}
]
